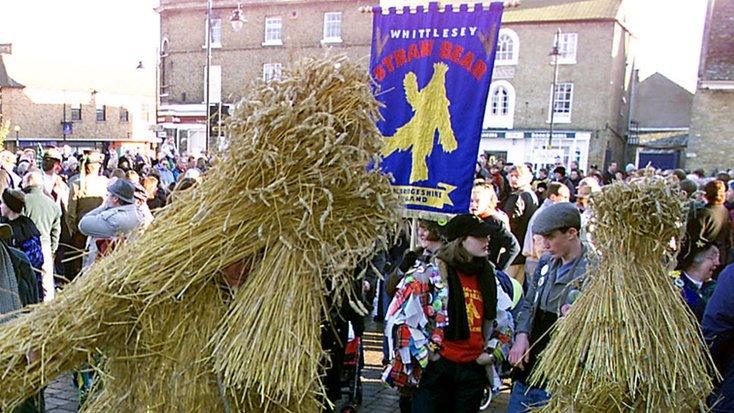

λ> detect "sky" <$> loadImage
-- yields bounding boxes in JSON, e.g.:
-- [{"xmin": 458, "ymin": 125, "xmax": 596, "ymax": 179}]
[
  {"xmin": 0, "ymin": 0, "xmax": 709, "ymax": 96},
  {"xmin": 0, "ymin": 0, "xmax": 159, "ymax": 97}
]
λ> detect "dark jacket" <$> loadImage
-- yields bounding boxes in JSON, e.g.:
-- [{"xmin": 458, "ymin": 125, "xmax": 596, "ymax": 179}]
[
  {"xmin": 480, "ymin": 214, "xmax": 520, "ymax": 271},
  {"xmin": 6, "ymin": 245, "xmax": 40, "ymax": 306},
  {"xmin": 677, "ymin": 273, "xmax": 716, "ymax": 322},
  {"xmin": 1, "ymin": 216, "xmax": 44, "ymax": 271},
  {"xmin": 501, "ymin": 189, "xmax": 538, "ymax": 266},
  {"xmin": 703, "ymin": 264, "xmax": 734, "ymax": 412}
]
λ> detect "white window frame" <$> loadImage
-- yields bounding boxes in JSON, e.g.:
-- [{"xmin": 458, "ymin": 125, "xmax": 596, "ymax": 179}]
[
  {"xmin": 263, "ymin": 16, "xmax": 283, "ymax": 46},
  {"xmin": 263, "ymin": 63, "xmax": 282, "ymax": 82},
  {"xmin": 548, "ymin": 82, "xmax": 573, "ymax": 124},
  {"xmin": 494, "ymin": 28, "xmax": 518, "ymax": 66},
  {"xmin": 483, "ymin": 80, "xmax": 515, "ymax": 129},
  {"xmin": 555, "ymin": 32, "xmax": 577, "ymax": 64},
  {"xmin": 322, "ymin": 12, "xmax": 343, "ymax": 44}
]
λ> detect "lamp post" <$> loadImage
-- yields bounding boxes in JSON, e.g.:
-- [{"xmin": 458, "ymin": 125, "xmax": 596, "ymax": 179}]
[
  {"xmin": 548, "ymin": 28, "xmax": 561, "ymax": 149},
  {"xmin": 13, "ymin": 125, "xmax": 20, "ymax": 149},
  {"xmin": 204, "ymin": 1, "xmax": 246, "ymax": 154}
]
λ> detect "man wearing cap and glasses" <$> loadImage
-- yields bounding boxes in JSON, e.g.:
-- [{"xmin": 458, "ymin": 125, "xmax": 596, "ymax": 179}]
[
  {"xmin": 507, "ymin": 202, "xmax": 588, "ymax": 412},
  {"xmin": 66, "ymin": 151, "xmax": 110, "ymax": 280},
  {"xmin": 78, "ymin": 179, "xmax": 143, "ymax": 269}
]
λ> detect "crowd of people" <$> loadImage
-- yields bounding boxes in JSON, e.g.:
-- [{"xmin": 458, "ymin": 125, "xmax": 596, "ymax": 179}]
[
  {"xmin": 370, "ymin": 155, "xmax": 734, "ymax": 413},
  {"xmin": 0, "ymin": 138, "xmax": 733, "ymax": 412},
  {"xmin": 0, "ymin": 138, "xmax": 209, "ymax": 410}
]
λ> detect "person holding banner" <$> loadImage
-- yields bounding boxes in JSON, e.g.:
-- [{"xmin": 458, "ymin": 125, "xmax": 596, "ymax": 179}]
[{"xmin": 409, "ymin": 214, "xmax": 498, "ymax": 413}]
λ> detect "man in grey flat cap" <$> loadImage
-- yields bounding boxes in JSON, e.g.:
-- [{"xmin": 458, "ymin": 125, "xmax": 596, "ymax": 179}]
[
  {"xmin": 507, "ymin": 202, "xmax": 589, "ymax": 412},
  {"xmin": 78, "ymin": 179, "xmax": 143, "ymax": 269}
]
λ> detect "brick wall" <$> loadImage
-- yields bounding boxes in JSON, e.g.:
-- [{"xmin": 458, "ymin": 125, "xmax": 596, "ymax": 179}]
[
  {"xmin": 1, "ymin": 88, "xmax": 135, "ymax": 141},
  {"xmin": 161, "ymin": 0, "xmax": 371, "ymax": 104},
  {"xmin": 688, "ymin": 89, "xmax": 734, "ymax": 172}
]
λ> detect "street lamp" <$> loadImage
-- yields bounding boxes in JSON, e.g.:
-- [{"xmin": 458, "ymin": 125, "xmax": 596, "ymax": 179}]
[
  {"xmin": 13, "ymin": 125, "xmax": 20, "ymax": 149},
  {"xmin": 230, "ymin": 3, "xmax": 245, "ymax": 32},
  {"xmin": 205, "ymin": 1, "xmax": 247, "ymax": 153},
  {"xmin": 548, "ymin": 28, "xmax": 561, "ymax": 149}
]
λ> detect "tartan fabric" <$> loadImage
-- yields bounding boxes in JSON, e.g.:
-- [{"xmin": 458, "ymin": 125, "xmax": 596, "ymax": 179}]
[{"xmin": 384, "ymin": 262, "xmax": 448, "ymax": 390}]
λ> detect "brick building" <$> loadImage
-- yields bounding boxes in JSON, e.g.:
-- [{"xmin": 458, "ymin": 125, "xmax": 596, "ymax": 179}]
[
  {"xmin": 158, "ymin": 0, "xmax": 634, "ymax": 169},
  {"xmin": 468, "ymin": 0, "xmax": 632, "ymax": 173},
  {"xmin": 687, "ymin": 0, "xmax": 734, "ymax": 173},
  {"xmin": 0, "ymin": 49, "xmax": 154, "ymax": 152},
  {"xmin": 628, "ymin": 72, "xmax": 693, "ymax": 170},
  {"xmin": 156, "ymin": 0, "xmax": 372, "ymax": 155}
]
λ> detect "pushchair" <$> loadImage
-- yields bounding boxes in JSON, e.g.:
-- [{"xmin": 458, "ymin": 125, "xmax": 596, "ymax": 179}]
[
  {"xmin": 479, "ymin": 270, "xmax": 524, "ymax": 411},
  {"xmin": 339, "ymin": 323, "xmax": 363, "ymax": 413}
]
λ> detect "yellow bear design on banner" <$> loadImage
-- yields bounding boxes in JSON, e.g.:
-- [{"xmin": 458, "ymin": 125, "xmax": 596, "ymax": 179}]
[{"xmin": 381, "ymin": 62, "xmax": 457, "ymax": 183}]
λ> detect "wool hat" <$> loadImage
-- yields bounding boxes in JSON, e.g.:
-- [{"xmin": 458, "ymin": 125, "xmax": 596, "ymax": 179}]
[
  {"xmin": 107, "ymin": 179, "xmax": 136, "ymax": 204},
  {"xmin": 444, "ymin": 213, "xmax": 493, "ymax": 242},
  {"xmin": 532, "ymin": 202, "xmax": 581, "ymax": 236},
  {"xmin": 1, "ymin": 188, "xmax": 25, "ymax": 214}
]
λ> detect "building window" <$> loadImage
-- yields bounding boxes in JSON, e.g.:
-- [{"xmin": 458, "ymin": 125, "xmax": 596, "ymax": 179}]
[
  {"xmin": 555, "ymin": 32, "xmax": 577, "ymax": 64},
  {"xmin": 322, "ymin": 12, "xmax": 342, "ymax": 43},
  {"xmin": 483, "ymin": 80, "xmax": 515, "ymax": 129},
  {"xmin": 211, "ymin": 18, "xmax": 222, "ymax": 46},
  {"xmin": 549, "ymin": 83, "xmax": 573, "ymax": 123},
  {"xmin": 495, "ymin": 28, "xmax": 518, "ymax": 65},
  {"xmin": 71, "ymin": 104, "xmax": 82, "ymax": 121},
  {"xmin": 263, "ymin": 63, "xmax": 282, "ymax": 82},
  {"xmin": 120, "ymin": 108, "xmax": 129, "ymax": 122},
  {"xmin": 96, "ymin": 105, "xmax": 106, "ymax": 122},
  {"xmin": 264, "ymin": 16, "xmax": 283, "ymax": 45}
]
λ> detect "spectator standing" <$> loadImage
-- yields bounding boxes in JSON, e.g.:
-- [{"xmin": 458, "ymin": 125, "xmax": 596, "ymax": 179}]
[
  {"xmin": 22, "ymin": 170, "xmax": 62, "ymax": 301},
  {"xmin": 603, "ymin": 162, "xmax": 619, "ymax": 185},
  {"xmin": 552, "ymin": 166, "xmax": 576, "ymax": 202},
  {"xmin": 66, "ymin": 152, "xmax": 109, "ymax": 280},
  {"xmin": 0, "ymin": 150, "xmax": 21, "ymax": 189},
  {"xmin": 680, "ymin": 180, "xmax": 732, "ymax": 276},
  {"xmin": 508, "ymin": 203, "xmax": 588, "ymax": 412},
  {"xmin": 702, "ymin": 263, "xmax": 734, "ymax": 412},
  {"xmin": 470, "ymin": 183, "xmax": 520, "ymax": 271},
  {"xmin": 675, "ymin": 242, "xmax": 718, "ymax": 322},
  {"xmin": 409, "ymin": 214, "xmax": 498, "ymax": 413},
  {"xmin": 522, "ymin": 182, "xmax": 570, "ymax": 280},
  {"xmin": 154, "ymin": 159, "xmax": 175, "ymax": 188},
  {"xmin": 78, "ymin": 179, "xmax": 143, "ymax": 269},
  {"xmin": 501, "ymin": 165, "xmax": 538, "ymax": 284},
  {"xmin": 0, "ymin": 189, "xmax": 44, "ymax": 301}
]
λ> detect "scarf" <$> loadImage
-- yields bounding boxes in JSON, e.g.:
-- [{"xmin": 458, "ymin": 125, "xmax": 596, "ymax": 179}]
[{"xmin": 442, "ymin": 257, "xmax": 497, "ymax": 341}]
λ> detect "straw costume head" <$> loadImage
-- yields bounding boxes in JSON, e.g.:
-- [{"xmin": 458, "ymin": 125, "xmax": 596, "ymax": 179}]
[{"xmin": 0, "ymin": 56, "xmax": 402, "ymax": 412}]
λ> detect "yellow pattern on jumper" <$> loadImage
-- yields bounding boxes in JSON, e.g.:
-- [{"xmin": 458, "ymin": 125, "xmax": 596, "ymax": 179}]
[{"xmin": 381, "ymin": 62, "xmax": 457, "ymax": 183}]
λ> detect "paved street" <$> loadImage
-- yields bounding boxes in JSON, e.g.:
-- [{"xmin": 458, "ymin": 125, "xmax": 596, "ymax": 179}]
[
  {"xmin": 44, "ymin": 375, "xmax": 78, "ymax": 413},
  {"xmin": 338, "ymin": 320, "xmax": 510, "ymax": 413},
  {"xmin": 39, "ymin": 321, "xmax": 510, "ymax": 413}
]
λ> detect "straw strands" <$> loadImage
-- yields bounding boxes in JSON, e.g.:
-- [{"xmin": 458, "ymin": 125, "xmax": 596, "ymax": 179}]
[
  {"xmin": 530, "ymin": 176, "xmax": 717, "ymax": 412},
  {"xmin": 0, "ymin": 55, "xmax": 402, "ymax": 412}
]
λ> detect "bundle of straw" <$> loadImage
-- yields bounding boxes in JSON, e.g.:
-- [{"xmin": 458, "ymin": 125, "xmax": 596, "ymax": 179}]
[
  {"xmin": 530, "ymin": 176, "xmax": 717, "ymax": 412},
  {"xmin": 0, "ymin": 55, "xmax": 402, "ymax": 412}
]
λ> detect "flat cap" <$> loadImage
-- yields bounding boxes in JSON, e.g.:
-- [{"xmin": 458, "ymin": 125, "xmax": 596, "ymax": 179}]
[{"xmin": 532, "ymin": 202, "xmax": 581, "ymax": 236}]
